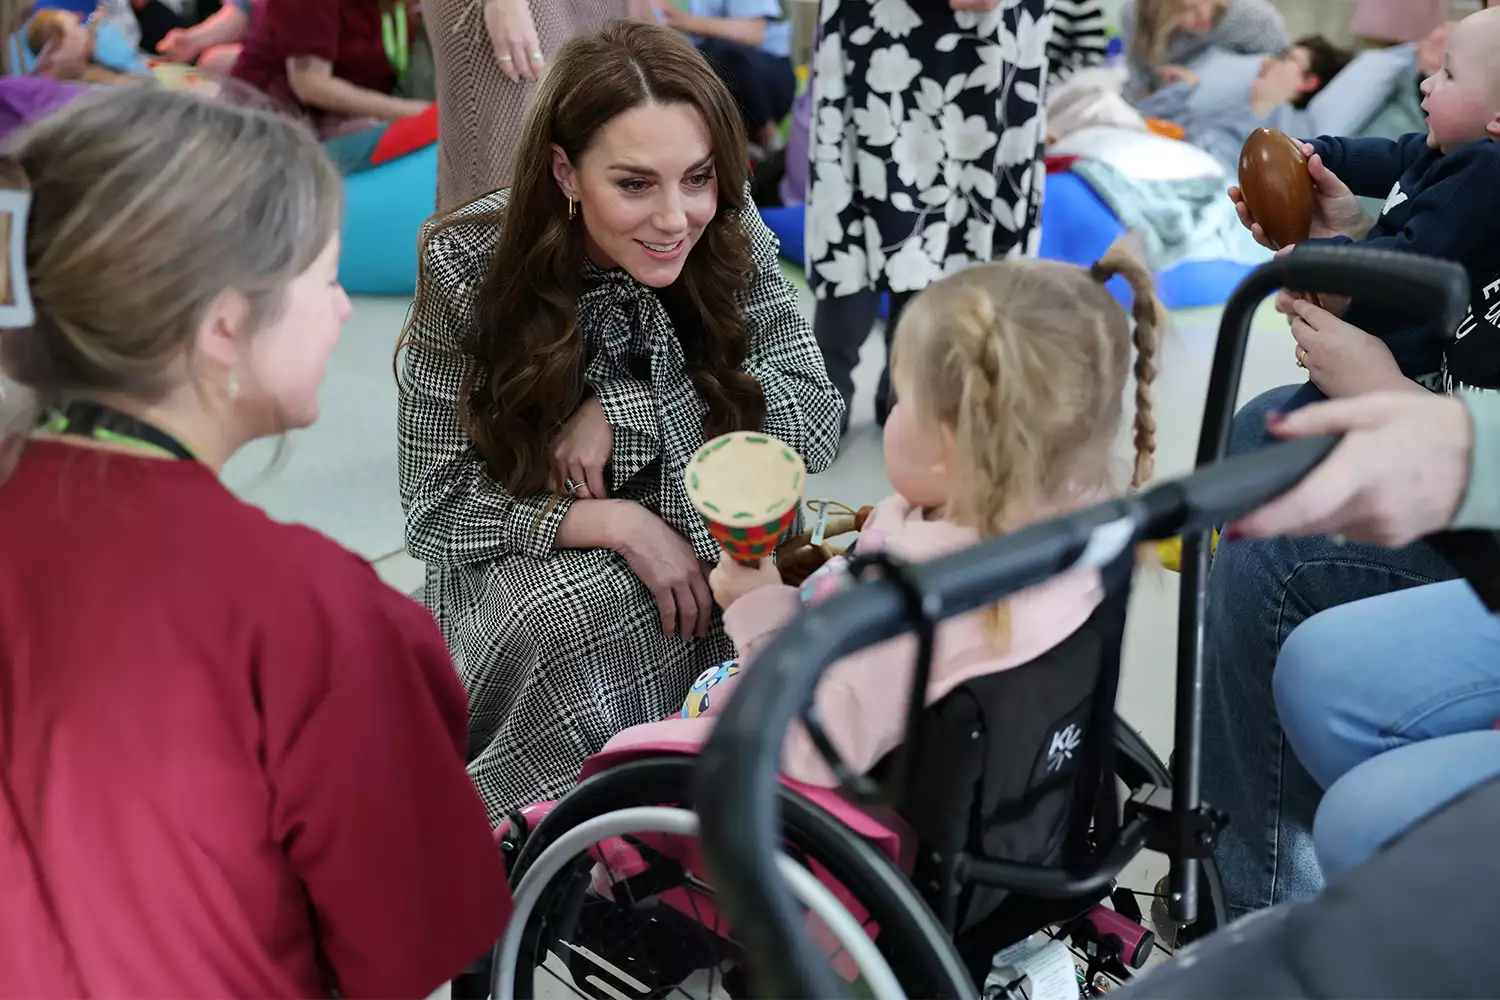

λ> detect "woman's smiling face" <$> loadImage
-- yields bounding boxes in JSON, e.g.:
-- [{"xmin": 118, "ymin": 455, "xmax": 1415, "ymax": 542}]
[{"xmin": 552, "ymin": 100, "xmax": 720, "ymax": 288}]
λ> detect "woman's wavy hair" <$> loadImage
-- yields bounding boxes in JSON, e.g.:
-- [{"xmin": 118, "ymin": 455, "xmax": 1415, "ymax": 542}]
[{"xmin": 408, "ymin": 20, "xmax": 762, "ymax": 497}]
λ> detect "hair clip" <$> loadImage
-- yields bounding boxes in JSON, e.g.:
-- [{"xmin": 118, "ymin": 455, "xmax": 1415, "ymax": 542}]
[{"xmin": 0, "ymin": 188, "xmax": 35, "ymax": 329}]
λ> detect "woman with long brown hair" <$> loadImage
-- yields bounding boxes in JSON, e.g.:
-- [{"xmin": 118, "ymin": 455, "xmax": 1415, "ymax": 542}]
[{"xmin": 396, "ymin": 19, "xmax": 843, "ymax": 817}]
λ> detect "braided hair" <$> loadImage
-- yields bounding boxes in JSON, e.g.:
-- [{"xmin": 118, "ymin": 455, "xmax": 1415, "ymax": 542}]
[{"xmin": 890, "ymin": 240, "xmax": 1164, "ymax": 645}]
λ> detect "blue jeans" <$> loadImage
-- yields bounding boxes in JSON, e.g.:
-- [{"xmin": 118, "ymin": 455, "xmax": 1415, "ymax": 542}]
[
  {"xmin": 1273, "ymin": 580, "xmax": 1500, "ymax": 875},
  {"xmin": 1201, "ymin": 385, "xmax": 1457, "ymax": 917}
]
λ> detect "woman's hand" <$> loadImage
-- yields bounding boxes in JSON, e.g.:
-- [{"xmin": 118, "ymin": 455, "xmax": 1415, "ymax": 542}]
[
  {"xmin": 1278, "ymin": 293, "xmax": 1416, "ymax": 399},
  {"xmin": 709, "ymin": 556, "xmax": 783, "ymax": 611},
  {"xmin": 1272, "ymin": 246, "xmax": 1351, "ymax": 317},
  {"xmin": 483, "ymin": 0, "xmax": 544, "ymax": 83},
  {"xmin": 155, "ymin": 27, "xmax": 203, "ymax": 63},
  {"xmin": 1227, "ymin": 392, "xmax": 1473, "ymax": 547},
  {"xmin": 1229, "ymin": 144, "xmax": 1373, "ymax": 250},
  {"xmin": 1157, "ymin": 64, "xmax": 1199, "ymax": 88},
  {"xmin": 552, "ymin": 394, "xmax": 612, "ymax": 500},
  {"xmin": 616, "ymin": 508, "xmax": 715, "ymax": 638}
]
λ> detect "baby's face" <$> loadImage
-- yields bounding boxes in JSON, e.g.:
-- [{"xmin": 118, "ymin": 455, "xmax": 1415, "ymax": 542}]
[
  {"xmin": 50, "ymin": 16, "xmax": 92, "ymax": 66},
  {"xmin": 1420, "ymin": 10, "xmax": 1500, "ymax": 152}
]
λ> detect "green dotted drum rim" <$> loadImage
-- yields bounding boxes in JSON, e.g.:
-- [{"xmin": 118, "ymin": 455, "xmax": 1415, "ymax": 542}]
[{"xmin": 684, "ymin": 431, "xmax": 806, "ymax": 529}]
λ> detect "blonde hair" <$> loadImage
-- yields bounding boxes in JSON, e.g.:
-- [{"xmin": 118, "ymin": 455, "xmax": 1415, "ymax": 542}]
[
  {"xmin": 25, "ymin": 9, "xmax": 73, "ymax": 55},
  {"xmin": 1131, "ymin": 0, "xmax": 1225, "ymax": 66},
  {"xmin": 892, "ymin": 244, "xmax": 1163, "ymax": 641},
  {"xmin": 0, "ymin": 88, "xmax": 343, "ymax": 474}
]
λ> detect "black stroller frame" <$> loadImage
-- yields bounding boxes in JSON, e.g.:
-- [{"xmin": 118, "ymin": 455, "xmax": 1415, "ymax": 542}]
[{"xmin": 695, "ymin": 245, "xmax": 1485, "ymax": 999}]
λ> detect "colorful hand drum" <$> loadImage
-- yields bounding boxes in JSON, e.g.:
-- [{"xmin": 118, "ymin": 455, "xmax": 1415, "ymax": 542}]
[
  {"xmin": 684, "ymin": 431, "xmax": 806, "ymax": 566},
  {"xmin": 1238, "ymin": 127, "xmax": 1314, "ymax": 250}
]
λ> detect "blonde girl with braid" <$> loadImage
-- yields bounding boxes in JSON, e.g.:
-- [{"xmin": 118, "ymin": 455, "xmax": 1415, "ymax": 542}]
[{"xmin": 603, "ymin": 242, "xmax": 1165, "ymax": 788}]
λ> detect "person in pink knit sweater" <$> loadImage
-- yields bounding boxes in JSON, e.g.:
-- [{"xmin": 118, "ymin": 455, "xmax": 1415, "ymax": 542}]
[{"xmin": 603, "ymin": 242, "xmax": 1168, "ymax": 788}]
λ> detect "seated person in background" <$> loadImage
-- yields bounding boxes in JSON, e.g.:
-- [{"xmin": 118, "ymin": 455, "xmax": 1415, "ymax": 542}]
[
  {"xmin": 1131, "ymin": 36, "xmax": 1352, "ymax": 171},
  {"xmin": 25, "ymin": 7, "xmax": 145, "ymax": 82},
  {"xmin": 156, "ymin": 0, "xmax": 251, "ymax": 76},
  {"xmin": 1122, "ymin": 0, "xmax": 1289, "ymax": 101},
  {"xmin": 1233, "ymin": 4, "xmax": 1500, "ymax": 407},
  {"xmin": 230, "ymin": 0, "xmax": 427, "ymax": 137},
  {"xmin": 651, "ymin": 0, "xmax": 793, "ymax": 152}
]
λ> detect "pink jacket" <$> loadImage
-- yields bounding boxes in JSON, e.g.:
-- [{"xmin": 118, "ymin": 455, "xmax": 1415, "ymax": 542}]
[{"xmin": 597, "ymin": 495, "xmax": 1105, "ymax": 787}]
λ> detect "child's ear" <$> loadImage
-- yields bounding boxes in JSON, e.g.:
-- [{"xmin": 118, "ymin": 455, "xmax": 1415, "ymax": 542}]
[
  {"xmin": 1300, "ymin": 73, "xmax": 1321, "ymax": 94},
  {"xmin": 933, "ymin": 420, "xmax": 959, "ymax": 479},
  {"xmin": 1487, "ymin": 113, "xmax": 1500, "ymax": 139}
]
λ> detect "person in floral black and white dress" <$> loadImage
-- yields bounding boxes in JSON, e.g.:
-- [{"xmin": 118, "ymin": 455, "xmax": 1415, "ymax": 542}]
[{"xmin": 806, "ymin": 0, "xmax": 1051, "ymax": 430}]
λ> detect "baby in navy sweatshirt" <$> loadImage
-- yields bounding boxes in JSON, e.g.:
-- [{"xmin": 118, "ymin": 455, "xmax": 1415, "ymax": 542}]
[{"xmin": 1276, "ymin": 5, "xmax": 1500, "ymax": 400}]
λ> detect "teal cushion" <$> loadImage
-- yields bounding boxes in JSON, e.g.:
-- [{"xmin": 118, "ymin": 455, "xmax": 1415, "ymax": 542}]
[{"xmin": 338, "ymin": 143, "xmax": 438, "ymax": 296}]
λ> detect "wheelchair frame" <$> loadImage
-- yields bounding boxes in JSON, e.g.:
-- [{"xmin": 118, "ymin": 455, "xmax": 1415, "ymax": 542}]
[{"xmin": 693, "ymin": 246, "xmax": 1476, "ymax": 998}]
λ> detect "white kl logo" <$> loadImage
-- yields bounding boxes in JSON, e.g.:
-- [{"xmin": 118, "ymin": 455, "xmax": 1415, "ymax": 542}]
[
  {"xmin": 1380, "ymin": 181, "xmax": 1408, "ymax": 217},
  {"xmin": 1047, "ymin": 724, "xmax": 1083, "ymax": 772}
]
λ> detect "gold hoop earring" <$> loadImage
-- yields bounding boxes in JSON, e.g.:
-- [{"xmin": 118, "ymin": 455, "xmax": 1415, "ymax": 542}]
[{"xmin": 567, "ymin": 197, "xmax": 576, "ymax": 220}]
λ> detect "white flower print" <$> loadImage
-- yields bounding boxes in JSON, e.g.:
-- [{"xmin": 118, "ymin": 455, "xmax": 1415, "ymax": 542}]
[
  {"xmin": 806, "ymin": 159, "xmax": 852, "ymax": 266},
  {"xmin": 815, "ymin": 244, "xmax": 870, "ymax": 297},
  {"xmin": 866, "ymin": 44, "xmax": 922, "ymax": 95},
  {"xmin": 852, "ymin": 94, "xmax": 898, "ymax": 147},
  {"xmin": 914, "ymin": 76, "xmax": 946, "ymax": 117},
  {"xmin": 856, "ymin": 150, "xmax": 889, "ymax": 201},
  {"xmin": 813, "ymin": 32, "xmax": 847, "ymax": 103},
  {"xmin": 884, "ymin": 234, "xmax": 942, "ymax": 292},
  {"xmin": 969, "ymin": 44, "xmax": 1005, "ymax": 92},
  {"xmin": 940, "ymin": 105, "xmax": 997, "ymax": 162},
  {"xmin": 1012, "ymin": 6, "xmax": 1052, "ymax": 69},
  {"xmin": 958, "ymin": 164, "xmax": 997, "ymax": 199},
  {"xmin": 964, "ymin": 218, "xmax": 995, "ymax": 258},
  {"xmin": 995, "ymin": 114, "xmax": 1040, "ymax": 166},
  {"xmin": 891, "ymin": 111, "xmax": 943, "ymax": 189},
  {"xmin": 862, "ymin": 215, "xmax": 888, "ymax": 280},
  {"xmin": 815, "ymin": 105, "xmax": 847, "ymax": 156},
  {"xmin": 804, "ymin": 0, "xmax": 1049, "ymax": 300},
  {"xmin": 870, "ymin": 0, "xmax": 921, "ymax": 38}
]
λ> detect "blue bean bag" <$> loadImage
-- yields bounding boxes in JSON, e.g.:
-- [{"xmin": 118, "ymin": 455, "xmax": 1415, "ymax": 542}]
[
  {"xmin": 1038, "ymin": 171, "xmax": 1256, "ymax": 310},
  {"xmin": 337, "ymin": 143, "xmax": 438, "ymax": 296},
  {"xmin": 758, "ymin": 172, "xmax": 1257, "ymax": 312}
]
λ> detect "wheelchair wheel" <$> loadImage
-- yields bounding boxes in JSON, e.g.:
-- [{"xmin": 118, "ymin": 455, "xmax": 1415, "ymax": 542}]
[
  {"xmin": 497, "ymin": 756, "xmax": 973, "ymax": 1000},
  {"xmin": 1111, "ymin": 717, "xmax": 1229, "ymax": 944}
]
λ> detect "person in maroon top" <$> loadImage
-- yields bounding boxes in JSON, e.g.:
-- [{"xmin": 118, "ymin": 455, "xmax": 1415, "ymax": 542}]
[
  {"xmin": 230, "ymin": 0, "xmax": 429, "ymax": 133},
  {"xmin": 0, "ymin": 88, "xmax": 507, "ymax": 997}
]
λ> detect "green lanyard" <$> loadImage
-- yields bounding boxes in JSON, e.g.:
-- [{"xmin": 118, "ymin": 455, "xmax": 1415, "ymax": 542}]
[
  {"xmin": 41, "ymin": 401, "xmax": 196, "ymax": 461},
  {"xmin": 382, "ymin": 3, "xmax": 410, "ymax": 87}
]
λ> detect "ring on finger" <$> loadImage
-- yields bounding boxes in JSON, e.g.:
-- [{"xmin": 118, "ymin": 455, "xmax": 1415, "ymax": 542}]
[
  {"xmin": 498, "ymin": 53, "xmax": 513, "ymax": 62},
  {"xmin": 563, "ymin": 478, "xmax": 580, "ymax": 495},
  {"xmin": 530, "ymin": 49, "xmax": 544, "ymax": 62},
  {"xmin": 1295, "ymin": 345, "xmax": 1308, "ymax": 369}
]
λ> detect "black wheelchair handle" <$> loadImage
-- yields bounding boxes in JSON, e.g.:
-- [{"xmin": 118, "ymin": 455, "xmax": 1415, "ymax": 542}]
[
  {"xmin": 1281, "ymin": 244, "xmax": 1470, "ymax": 337},
  {"xmin": 1200, "ymin": 248, "xmax": 1469, "ymax": 465},
  {"xmin": 694, "ymin": 435, "xmax": 1343, "ymax": 1000}
]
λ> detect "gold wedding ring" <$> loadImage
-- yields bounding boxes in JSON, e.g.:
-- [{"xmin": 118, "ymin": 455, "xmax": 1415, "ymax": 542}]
[{"xmin": 1295, "ymin": 346, "xmax": 1307, "ymax": 369}]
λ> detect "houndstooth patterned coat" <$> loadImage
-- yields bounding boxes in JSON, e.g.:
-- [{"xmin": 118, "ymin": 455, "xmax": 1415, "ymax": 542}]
[{"xmin": 398, "ymin": 190, "xmax": 845, "ymax": 820}]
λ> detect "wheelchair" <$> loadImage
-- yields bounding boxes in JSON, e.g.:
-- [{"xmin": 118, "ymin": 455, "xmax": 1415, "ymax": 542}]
[{"xmin": 489, "ymin": 247, "xmax": 1476, "ymax": 1000}]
